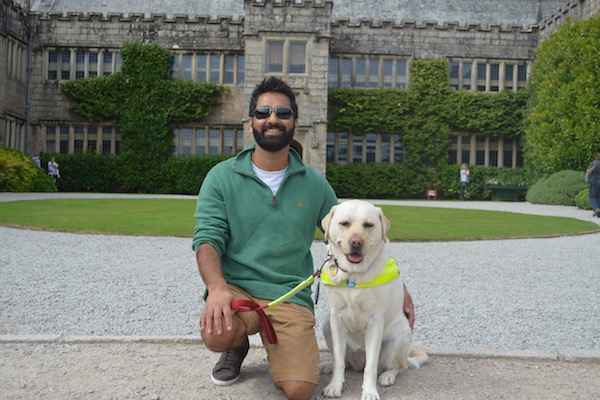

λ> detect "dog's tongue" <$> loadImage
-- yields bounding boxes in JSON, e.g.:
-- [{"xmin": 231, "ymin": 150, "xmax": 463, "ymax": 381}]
[{"xmin": 347, "ymin": 253, "xmax": 364, "ymax": 263}]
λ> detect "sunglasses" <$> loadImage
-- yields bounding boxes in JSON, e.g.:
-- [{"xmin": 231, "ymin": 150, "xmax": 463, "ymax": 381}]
[{"xmin": 253, "ymin": 106, "xmax": 295, "ymax": 120}]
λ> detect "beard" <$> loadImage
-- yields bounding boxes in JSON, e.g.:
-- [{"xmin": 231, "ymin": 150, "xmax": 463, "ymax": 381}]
[{"xmin": 252, "ymin": 123, "xmax": 295, "ymax": 153}]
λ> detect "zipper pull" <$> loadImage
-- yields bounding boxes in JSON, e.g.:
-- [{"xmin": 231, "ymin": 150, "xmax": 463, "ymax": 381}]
[{"xmin": 272, "ymin": 196, "xmax": 277, "ymax": 206}]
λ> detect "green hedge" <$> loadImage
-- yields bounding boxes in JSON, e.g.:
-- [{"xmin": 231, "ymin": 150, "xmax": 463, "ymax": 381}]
[
  {"xmin": 39, "ymin": 152, "xmax": 228, "ymax": 194},
  {"xmin": 326, "ymin": 163, "xmax": 534, "ymax": 201},
  {"xmin": 525, "ymin": 170, "xmax": 589, "ymax": 206}
]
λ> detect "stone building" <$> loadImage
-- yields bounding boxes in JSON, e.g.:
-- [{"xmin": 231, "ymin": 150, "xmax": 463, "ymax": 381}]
[{"xmin": 1, "ymin": 0, "xmax": 598, "ymax": 174}]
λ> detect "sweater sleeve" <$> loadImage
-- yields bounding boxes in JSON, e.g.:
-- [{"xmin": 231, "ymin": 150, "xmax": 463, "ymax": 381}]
[{"xmin": 192, "ymin": 168, "xmax": 230, "ymax": 255}]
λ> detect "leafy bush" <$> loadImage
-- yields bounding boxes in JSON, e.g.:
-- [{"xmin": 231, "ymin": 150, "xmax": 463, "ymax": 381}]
[
  {"xmin": 575, "ymin": 188, "xmax": 592, "ymax": 210},
  {"xmin": 0, "ymin": 147, "xmax": 52, "ymax": 192},
  {"xmin": 526, "ymin": 170, "xmax": 588, "ymax": 206},
  {"xmin": 31, "ymin": 168, "xmax": 58, "ymax": 192}
]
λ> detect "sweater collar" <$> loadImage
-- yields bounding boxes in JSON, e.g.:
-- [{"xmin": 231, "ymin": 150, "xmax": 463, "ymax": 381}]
[{"xmin": 233, "ymin": 144, "xmax": 306, "ymax": 176}]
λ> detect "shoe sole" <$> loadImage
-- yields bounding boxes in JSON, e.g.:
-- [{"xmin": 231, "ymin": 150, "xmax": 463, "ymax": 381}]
[{"xmin": 210, "ymin": 373, "xmax": 241, "ymax": 386}]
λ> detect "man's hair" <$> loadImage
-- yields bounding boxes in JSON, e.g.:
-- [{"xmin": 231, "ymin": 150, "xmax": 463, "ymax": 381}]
[{"xmin": 248, "ymin": 76, "xmax": 298, "ymax": 118}]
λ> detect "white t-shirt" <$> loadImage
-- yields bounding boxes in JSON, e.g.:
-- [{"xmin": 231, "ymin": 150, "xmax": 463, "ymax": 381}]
[{"xmin": 252, "ymin": 163, "xmax": 287, "ymax": 195}]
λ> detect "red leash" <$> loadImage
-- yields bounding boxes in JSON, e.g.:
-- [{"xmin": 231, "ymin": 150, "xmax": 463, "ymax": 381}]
[{"xmin": 231, "ymin": 299, "xmax": 278, "ymax": 344}]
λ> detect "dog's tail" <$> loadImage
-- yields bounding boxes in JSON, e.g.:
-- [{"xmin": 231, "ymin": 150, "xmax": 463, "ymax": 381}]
[{"xmin": 407, "ymin": 350, "xmax": 429, "ymax": 369}]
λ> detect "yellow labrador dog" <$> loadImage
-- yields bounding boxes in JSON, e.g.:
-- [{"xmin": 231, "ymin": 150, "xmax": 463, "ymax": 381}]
[{"xmin": 320, "ymin": 200, "xmax": 427, "ymax": 400}]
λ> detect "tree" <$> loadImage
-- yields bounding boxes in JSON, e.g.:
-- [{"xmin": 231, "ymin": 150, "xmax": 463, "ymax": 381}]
[
  {"xmin": 524, "ymin": 15, "xmax": 600, "ymax": 174},
  {"xmin": 61, "ymin": 42, "xmax": 226, "ymax": 192}
]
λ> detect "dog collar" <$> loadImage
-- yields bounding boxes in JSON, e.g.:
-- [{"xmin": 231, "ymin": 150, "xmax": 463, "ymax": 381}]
[{"xmin": 321, "ymin": 258, "xmax": 399, "ymax": 288}]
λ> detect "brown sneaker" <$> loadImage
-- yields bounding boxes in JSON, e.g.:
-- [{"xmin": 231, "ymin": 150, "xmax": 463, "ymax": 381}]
[{"xmin": 210, "ymin": 336, "xmax": 250, "ymax": 386}]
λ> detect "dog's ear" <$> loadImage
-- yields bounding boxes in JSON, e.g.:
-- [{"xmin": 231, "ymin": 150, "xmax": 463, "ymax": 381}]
[
  {"xmin": 377, "ymin": 207, "xmax": 391, "ymax": 242},
  {"xmin": 321, "ymin": 206, "xmax": 337, "ymax": 241}
]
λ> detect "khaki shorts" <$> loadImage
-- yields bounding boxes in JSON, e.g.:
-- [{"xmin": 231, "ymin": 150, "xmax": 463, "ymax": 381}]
[{"xmin": 229, "ymin": 284, "xmax": 320, "ymax": 385}]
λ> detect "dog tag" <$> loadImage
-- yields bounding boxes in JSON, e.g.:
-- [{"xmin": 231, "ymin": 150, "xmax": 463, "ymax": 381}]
[{"xmin": 329, "ymin": 265, "xmax": 338, "ymax": 278}]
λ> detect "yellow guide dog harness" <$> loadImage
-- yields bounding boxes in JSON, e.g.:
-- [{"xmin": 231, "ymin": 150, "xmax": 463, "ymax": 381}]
[{"xmin": 321, "ymin": 257, "xmax": 399, "ymax": 288}]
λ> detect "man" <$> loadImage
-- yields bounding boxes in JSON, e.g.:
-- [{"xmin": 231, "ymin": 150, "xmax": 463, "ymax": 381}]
[
  {"xmin": 192, "ymin": 76, "xmax": 414, "ymax": 400},
  {"xmin": 587, "ymin": 153, "xmax": 600, "ymax": 217}
]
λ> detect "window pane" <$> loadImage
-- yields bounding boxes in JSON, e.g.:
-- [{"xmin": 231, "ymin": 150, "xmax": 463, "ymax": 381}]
[
  {"xmin": 368, "ymin": 59, "xmax": 379, "ymax": 88},
  {"xmin": 103, "ymin": 53, "xmax": 112, "ymax": 76},
  {"xmin": 490, "ymin": 64, "xmax": 499, "ymax": 80},
  {"xmin": 223, "ymin": 129, "xmax": 234, "ymax": 155},
  {"xmin": 210, "ymin": 56, "xmax": 221, "ymax": 83},
  {"xmin": 341, "ymin": 59, "xmax": 351, "ymax": 88},
  {"xmin": 289, "ymin": 42, "xmax": 306, "ymax": 74},
  {"xmin": 338, "ymin": 132, "xmax": 348, "ymax": 165},
  {"xmin": 394, "ymin": 135, "xmax": 404, "ymax": 163},
  {"xmin": 209, "ymin": 129, "xmax": 220, "ymax": 154},
  {"xmin": 449, "ymin": 62, "xmax": 459, "ymax": 79},
  {"xmin": 237, "ymin": 56, "xmax": 245, "ymax": 84},
  {"xmin": 477, "ymin": 64, "xmax": 486, "ymax": 80},
  {"xmin": 224, "ymin": 56, "xmax": 235, "ymax": 84},
  {"xmin": 505, "ymin": 64, "xmax": 514, "ymax": 81},
  {"xmin": 381, "ymin": 133, "xmax": 391, "ymax": 163},
  {"xmin": 267, "ymin": 42, "xmax": 284, "ymax": 73},
  {"xmin": 517, "ymin": 65, "xmax": 527, "ymax": 81},
  {"xmin": 326, "ymin": 132, "xmax": 335, "ymax": 163},
  {"xmin": 196, "ymin": 55, "xmax": 207, "ymax": 81},
  {"xmin": 355, "ymin": 59, "xmax": 366, "ymax": 88},
  {"xmin": 352, "ymin": 134, "xmax": 363, "ymax": 163},
  {"xmin": 328, "ymin": 58, "xmax": 339, "ymax": 88},
  {"xmin": 196, "ymin": 130, "xmax": 206, "ymax": 154},
  {"xmin": 172, "ymin": 55, "xmax": 180, "ymax": 78},
  {"xmin": 462, "ymin": 62, "xmax": 472, "ymax": 79},
  {"xmin": 383, "ymin": 60, "xmax": 393, "ymax": 88},
  {"xmin": 236, "ymin": 130, "xmax": 244, "ymax": 152},
  {"xmin": 89, "ymin": 52, "xmax": 98, "ymax": 76},
  {"xmin": 182, "ymin": 128, "xmax": 192, "ymax": 155},
  {"xmin": 366, "ymin": 133, "xmax": 376, "ymax": 163},
  {"xmin": 396, "ymin": 60, "xmax": 407, "ymax": 89},
  {"xmin": 183, "ymin": 55, "xmax": 193, "ymax": 80}
]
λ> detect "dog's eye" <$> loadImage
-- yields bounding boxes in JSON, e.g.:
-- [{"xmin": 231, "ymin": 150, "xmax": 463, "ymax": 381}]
[
  {"xmin": 363, "ymin": 222, "xmax": 374, "ymax": 229},
  {"xmin": 339, "ymin": 221, "xmax": 350, "ymax": 227}
]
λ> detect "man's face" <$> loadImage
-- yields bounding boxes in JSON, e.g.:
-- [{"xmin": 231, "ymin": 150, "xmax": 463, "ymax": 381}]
[{"xmin": 249, "ymin": 92, "xmax": 297, "ymax": 153}]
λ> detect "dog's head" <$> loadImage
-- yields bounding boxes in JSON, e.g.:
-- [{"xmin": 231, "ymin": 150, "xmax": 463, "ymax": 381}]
[{"xmin": 321, "ymin": 200, "xmax": 390, "ymax": 274}]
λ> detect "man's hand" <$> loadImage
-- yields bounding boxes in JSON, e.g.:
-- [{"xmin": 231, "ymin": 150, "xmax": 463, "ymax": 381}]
[
  {"xmin": 403, "ymin": 284, "xmax": 415, "ymax": 331},
  {"xmin": 200, "ymin": 286, "xmax": 235, "ymax": 335}
]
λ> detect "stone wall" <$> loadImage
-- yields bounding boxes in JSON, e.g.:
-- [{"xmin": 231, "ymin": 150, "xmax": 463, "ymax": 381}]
[{"xmin": 0, "ymin": 0, "xmax": 29, "ymax": 147}]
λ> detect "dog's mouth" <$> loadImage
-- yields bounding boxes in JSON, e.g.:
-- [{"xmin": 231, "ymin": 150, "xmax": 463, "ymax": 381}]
[{"xmin": 346, "ymin": 252, "xmax": 364, "ymax": 264}]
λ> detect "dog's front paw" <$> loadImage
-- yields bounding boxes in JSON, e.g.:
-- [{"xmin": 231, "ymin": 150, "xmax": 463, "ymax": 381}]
[
  {"xmin": 319, "ymin": 361, "xmax": 333, "ymax": 374},
  {"xmin": 378, "ymin": 369, "xmax": 398, "ymax": 386},
  {"xmin": 360, "ymin": 390, "xmax": 381, "ymax": 400},
  {"xmin": 322, "ymin": 382, "xmax": 343, "ymax": 398}
]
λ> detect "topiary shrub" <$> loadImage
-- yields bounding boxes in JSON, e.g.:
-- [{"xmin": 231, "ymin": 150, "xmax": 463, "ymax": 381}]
[
  {"xmin": 526, "ymin": 170, "xmax": 588, "ymax": 206},
  {"xmin": 162, "ymin": 155, "xmax": 229, "ymax": 195},
  {"xmin": 575, "ymin": 188, "xmax": 592, "ymax": 210}
]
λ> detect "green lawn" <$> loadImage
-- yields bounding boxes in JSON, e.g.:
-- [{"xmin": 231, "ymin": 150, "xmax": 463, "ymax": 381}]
[{"xmin": 0, "ymin": 199, "xmax": 597, "ymax": 240}]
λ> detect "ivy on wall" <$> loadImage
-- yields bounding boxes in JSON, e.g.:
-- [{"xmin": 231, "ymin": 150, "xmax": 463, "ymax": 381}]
[
  {"xmin": 60, "ymin": 42, "xmax": 227, "ymax": 192},
  {"xmin": 328, "ymin": 59, "xmax": 528, "ymax": 169}
]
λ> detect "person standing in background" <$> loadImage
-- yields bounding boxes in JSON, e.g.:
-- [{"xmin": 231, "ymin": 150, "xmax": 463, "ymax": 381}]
[
  {"xmin": 48, "ymin": 157, "xmax": 60, "ymax": 181},
  {"xmin": 586, "ymin": 153, "xmax": 600, "ymax": 217},
  {"xmin": 460, "ymin": 163, "xmax": 470, "ymax": 201}
]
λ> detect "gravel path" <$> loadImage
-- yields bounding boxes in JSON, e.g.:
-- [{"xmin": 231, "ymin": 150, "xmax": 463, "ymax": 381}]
[{"xmin": 1, "ymin": 193, "xmax": 599, "ymax": 353}]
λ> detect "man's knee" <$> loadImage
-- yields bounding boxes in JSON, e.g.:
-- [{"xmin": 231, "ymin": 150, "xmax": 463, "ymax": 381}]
[
  {"xmin": 201, "ymin": 315, "xmax": 247, "ymax": 352},
  {"xmin": 275, "ymin": 380, "xmax": 315, "ymax": 400}
]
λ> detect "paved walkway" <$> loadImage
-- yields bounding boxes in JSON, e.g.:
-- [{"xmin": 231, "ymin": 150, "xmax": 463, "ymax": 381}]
[{"xmin": 1, "ymin": 193, "xmax": 599, "ymax": 399}]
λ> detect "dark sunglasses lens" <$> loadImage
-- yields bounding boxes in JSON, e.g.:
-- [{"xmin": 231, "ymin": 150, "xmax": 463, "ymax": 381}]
[
  {"xmin": 254, "ymin": 107, "xmax": 271, "ymax": 119},
  {"xmin": 275, "ymin": 107, "xmax": 293, "ymax": 119}
]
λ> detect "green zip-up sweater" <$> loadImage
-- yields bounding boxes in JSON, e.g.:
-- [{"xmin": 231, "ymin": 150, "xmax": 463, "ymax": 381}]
[{"xmin": 192, "ymin": 144, "xmax": 338, "ymax": 312}]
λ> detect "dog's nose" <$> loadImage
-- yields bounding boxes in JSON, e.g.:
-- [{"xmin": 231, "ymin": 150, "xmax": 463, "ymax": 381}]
[{"xmin": 349, "ymin": 236, "xmax": 364, "ymax": 248}]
